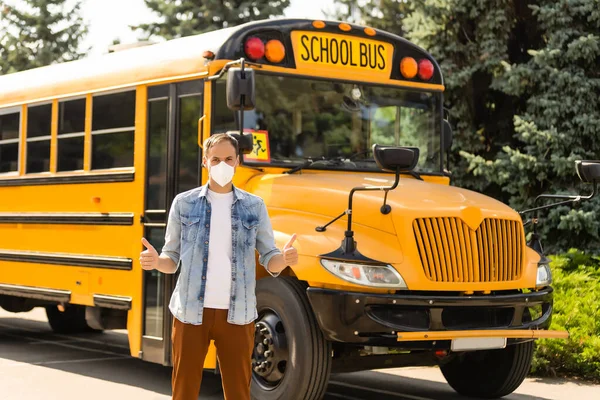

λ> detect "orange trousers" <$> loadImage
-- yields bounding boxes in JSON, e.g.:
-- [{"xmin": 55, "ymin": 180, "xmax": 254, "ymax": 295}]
[{"xmin": 171, "ymin": 308, "xmax": 254, "ymax": 400}]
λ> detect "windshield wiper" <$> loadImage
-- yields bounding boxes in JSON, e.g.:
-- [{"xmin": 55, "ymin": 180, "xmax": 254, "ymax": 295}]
[
  {"xmin": 285, "ymin": 158, "xmax": 347, "ymax": 174},
  {"xmin": 285, "ymin": 157, "xmax": 424, "ymax": 179},
  {"xmin": 284, "ymin": 159, "xmax": 313, "ymax": 174},
  {"xmin": 408, "ymin": 170, "xmax": 424, "ymax": 181}
]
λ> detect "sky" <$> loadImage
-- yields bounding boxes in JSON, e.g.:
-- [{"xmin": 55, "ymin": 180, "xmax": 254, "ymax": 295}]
[{"xmin": 80, "ymin": 0, "xmax": 338, "ymax": 55}]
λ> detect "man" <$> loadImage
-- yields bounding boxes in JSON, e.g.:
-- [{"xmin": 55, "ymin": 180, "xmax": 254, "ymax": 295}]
[{"xmin": 139, "ymin": 133, "xmax": 298, "ymax": 400}]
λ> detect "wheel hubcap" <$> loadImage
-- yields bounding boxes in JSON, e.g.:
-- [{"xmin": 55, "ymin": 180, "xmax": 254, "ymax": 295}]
[{"xmin": 252, "ymin": 310, "xmax": 288, "ymax": 388}]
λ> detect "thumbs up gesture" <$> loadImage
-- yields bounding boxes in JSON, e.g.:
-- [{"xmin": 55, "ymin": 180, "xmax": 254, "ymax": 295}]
[
  {"xmin": 140, "ymin": 238, "xmax": 159, "ymax": 271},
  {"xmin": 282, "ymin": 233, "xmax": 298, "ymax": 267}
]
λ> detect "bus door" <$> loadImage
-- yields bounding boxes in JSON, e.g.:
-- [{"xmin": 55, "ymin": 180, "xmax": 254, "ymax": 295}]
[{"xmin": 141, "ymin": 80, "xmax": 203, "ymax": 365}]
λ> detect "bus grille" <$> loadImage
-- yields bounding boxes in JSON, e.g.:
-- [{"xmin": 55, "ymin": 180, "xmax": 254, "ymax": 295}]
[{"xmin": 413, "ymin": 218, "xmax": 524, "ymax": 283}]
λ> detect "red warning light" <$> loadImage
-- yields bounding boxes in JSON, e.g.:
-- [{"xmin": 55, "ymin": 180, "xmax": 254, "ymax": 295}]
[
  {"xmin": 418, "ymin": 59, "xmax": 434, "ymax": 81},
  {"xmin": 244, "ymin": 37, "xmax": 265, "ymax": 61}
]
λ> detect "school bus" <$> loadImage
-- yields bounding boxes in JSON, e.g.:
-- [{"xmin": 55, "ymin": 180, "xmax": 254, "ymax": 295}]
[{"xmin": 1, "ymin": 18, "xmax": 597, "ymax": 399}]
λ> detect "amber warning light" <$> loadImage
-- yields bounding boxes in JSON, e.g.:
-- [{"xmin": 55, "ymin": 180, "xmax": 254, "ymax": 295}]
[
  {"xmin": 400, "ymin": 57, "xmax": 418, "ymax": 79},
  {"xmin": 265, "ymin": 40, "xmax": 285, "ymax": 63}
]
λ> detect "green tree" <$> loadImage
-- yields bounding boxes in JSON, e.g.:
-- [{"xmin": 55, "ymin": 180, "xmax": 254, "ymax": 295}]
[
  {"xmin": 0, "ymin": 0, "xmax": 87, "ymax": 75},
  {"xmin": 459, "ymin": 0, "xmax": 600, "ymax": 252},
  {"xmin": 331, "ymin": 0, "xmax": 409, "ymax": 35},
  {"xmin": 135, "ymin": 0, "xmax": 291, "ymax": 40}
]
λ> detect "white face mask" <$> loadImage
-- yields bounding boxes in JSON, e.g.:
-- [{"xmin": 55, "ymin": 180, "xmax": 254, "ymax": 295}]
[{"xmin": 209, "ymin": 161, "xmax": 235, "ymax": 187}]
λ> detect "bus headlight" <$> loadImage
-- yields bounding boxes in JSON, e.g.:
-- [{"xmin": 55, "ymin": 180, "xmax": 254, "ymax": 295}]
[
  {"xmin": 536, "ymin": 263, "xmax": 552, "ymax": 287},
  {"xmin": 320, "ymin": 259, "xmax": 407, "ymax": 289}
]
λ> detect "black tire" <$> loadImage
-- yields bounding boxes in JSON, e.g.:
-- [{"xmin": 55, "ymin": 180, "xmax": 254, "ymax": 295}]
[
  {"xmin": 251, "ymin": 277, "xmax": 332, "ymax": 400},
  {"xmin": 45, "ymin": 304, "xmax": 97, "ymax": 334},
  {"xmin": 440, "ymin": 341, "xmax": 534, "ymax": 398}
]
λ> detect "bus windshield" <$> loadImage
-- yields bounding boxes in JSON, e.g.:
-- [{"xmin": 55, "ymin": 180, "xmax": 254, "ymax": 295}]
[{"xmin": 214, "ymin": 73, "xmax": 442, "ymax": 173}]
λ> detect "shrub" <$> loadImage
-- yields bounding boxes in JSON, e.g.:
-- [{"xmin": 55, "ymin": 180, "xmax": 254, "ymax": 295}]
[{"xmin": 531, "ymin": 249, "xmax": 600, "ymax": 382}]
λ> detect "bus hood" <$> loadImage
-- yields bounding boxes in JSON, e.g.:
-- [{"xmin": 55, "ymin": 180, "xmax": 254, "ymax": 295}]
[{"xmin": 247, "ymin": 172, "xmax": 519, "ymax": 236}]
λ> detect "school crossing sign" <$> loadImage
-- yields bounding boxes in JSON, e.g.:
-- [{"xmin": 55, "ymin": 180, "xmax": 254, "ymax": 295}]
[{"xmin": 243, "ymin": 130, "xmax": 271, "ymax": 163}]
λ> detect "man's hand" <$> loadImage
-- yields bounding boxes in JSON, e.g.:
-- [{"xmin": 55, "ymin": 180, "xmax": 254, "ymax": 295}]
[
  {"xmin": 140, "ymin": 238, "xmax": 159, "ymax": 271},
  {"xmin": 282, "ymin": 233, "xmax": 298, "ymax": 266}
]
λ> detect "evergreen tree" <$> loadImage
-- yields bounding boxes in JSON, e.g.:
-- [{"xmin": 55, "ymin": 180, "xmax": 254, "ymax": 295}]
[
  {"xmin": 333, "ymin": 1, "xmax": 527, "ymax": 195},
  {"xmin": 338, "ymin": 0, "xmax": 600, "ymax": 251},
  {"xmin": 462, "ymin": 0, "xmax": 600, "ymax": 251},
  {"xmin": 0, "ymin": 0, "xmax": 87, "ymax": 75},
  {"xmin": 135, "ymin": 0, "xmax": 290, "ymax": 40},
  {"xmin": 403, "ymin": 0, "xmax": 533, "ymax": 195}
]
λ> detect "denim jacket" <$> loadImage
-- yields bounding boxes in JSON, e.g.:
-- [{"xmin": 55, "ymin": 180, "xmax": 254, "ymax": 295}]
[{"xmin": 161, "ymin": 184, "xmax": 282, "ymax": 325}]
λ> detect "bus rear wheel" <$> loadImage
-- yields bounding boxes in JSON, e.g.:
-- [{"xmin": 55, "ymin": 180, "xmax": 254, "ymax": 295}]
[
  {"xmin": 440, "ymin": 341, "xmax": 534, "ymax": 398},
  {"xmin": 45, "ymin": 304, "xmax": 99, "ymax": 334},
  {"xmin": 251, "ymin": 277, "xmax": 332, "ymax": 400}
]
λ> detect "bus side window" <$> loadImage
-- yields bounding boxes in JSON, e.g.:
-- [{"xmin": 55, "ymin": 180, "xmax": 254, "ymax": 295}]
[
  {"xmin": 0, "ymin": 110, "xmax": 20, "ymax": 174},
  {"xmin": 57, "ymin": 98, "xmax": 85, "ymax": 172},
  {"xmin": 26, "ymin": 103, "xmax": 52, "ymax": 174},
  {"xmin": 91, "ymin": 90, "xmax": 136, "ymax": 170}
]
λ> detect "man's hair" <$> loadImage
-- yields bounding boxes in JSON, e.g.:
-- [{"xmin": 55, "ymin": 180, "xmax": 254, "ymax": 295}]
[{"xmin": 203, "ymin": 133, "xmax": 239, "ymax": 156}]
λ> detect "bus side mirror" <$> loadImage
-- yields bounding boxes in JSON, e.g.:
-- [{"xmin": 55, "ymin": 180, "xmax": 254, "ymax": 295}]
[
  {"xmin": 576, "ymin": 160, "xmax": 600, "ymax": 183},
  {"xmin": 372, "ymin": 145, "xmax": 419, "ymax": 172},
  {"xmin": 443, "ymin": 120, "xmax": 453, "ymax": 152},
  {"xmin": 226, "ymin": 67, "xmax": 255, "ymax": 111}
]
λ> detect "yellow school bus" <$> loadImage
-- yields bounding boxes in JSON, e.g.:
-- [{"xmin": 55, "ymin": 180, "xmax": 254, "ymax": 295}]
[{"xmin": 1, "ymin": 18, "xmax": 595, "ymax": 399}]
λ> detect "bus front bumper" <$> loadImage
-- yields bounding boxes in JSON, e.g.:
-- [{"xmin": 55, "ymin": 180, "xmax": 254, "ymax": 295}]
[{"xmin": 306, "ymin": 287, "xmax": 565, "ymax": 346}]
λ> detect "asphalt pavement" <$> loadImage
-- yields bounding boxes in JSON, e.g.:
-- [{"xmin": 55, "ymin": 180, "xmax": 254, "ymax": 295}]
[{"xmin": 0, "ymin": 308, "xmax": 598, "ymax": 400}]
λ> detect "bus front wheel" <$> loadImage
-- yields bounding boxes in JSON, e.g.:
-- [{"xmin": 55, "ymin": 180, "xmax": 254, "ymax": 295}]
[
  {"xmin": 251, "ymin": 277, "xmax": 332, "ymax": 400},
  {"xmin": 440, "ymin": 341, "xmax": 534, "ymax": 398}
]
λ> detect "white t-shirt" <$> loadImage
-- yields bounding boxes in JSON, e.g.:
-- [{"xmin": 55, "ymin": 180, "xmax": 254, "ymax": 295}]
[{"xmin": 203, "ymin": 189, "xmax": 234, "ymax": 309}]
